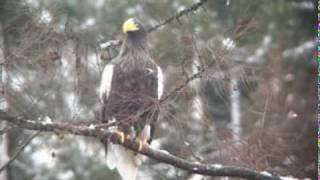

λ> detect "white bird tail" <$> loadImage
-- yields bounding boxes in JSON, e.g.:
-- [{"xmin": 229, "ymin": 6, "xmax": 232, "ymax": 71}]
[{"xmin": 107, "ymin": 144, "xmax": 141, "ymax": 180}]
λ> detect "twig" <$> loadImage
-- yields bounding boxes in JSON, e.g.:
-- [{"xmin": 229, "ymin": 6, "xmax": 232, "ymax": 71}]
[
  {"xmin": 99, "ymin": 0, "xmax": 209, "ymax": 50},
  {"xmin": 147, "ymin": 0, "xmax": 209, "ymax": 33},
  {"xmin": 0, "ymin": 131, "xmax": 39, "ymax": 172},
  {"xmin": 0, "ymin": 111, "xmax": 282, "ymax": 180},
  {"xmin": 160, "ymin": 49, "xmax": 227, "ymax": 103}
]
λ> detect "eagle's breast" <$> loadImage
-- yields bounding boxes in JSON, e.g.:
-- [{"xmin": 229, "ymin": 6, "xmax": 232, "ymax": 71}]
[{"xmin": 104, "ymin": 56, "xmax": 159, "ymax": 133}]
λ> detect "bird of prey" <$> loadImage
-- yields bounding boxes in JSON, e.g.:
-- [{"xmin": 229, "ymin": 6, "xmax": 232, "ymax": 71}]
[{"xmin": 99, "ymin": 18, "xmax": 163, "ymax": 180}]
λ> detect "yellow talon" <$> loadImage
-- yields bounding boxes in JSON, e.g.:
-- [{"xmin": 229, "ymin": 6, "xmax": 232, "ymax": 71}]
[
  {"xmin": 115, "ymin": 130, "xmax": 125, "ymax": 144},
  {"xmin": 126, "ymin": 134, "xmax": 131, "ymax": 140},
  {"xmin": 136, "ymin": 136, "xmax": 146, "ymax": 152},
  {"xmin": 138, "ymin": 141, "xmax": 143, "ymax": 152}
]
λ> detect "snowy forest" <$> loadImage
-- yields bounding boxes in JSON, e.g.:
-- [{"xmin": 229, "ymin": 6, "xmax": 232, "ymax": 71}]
[{"xmin": 0, "ymin": 0, "xmax": 316, "ymax": 180}]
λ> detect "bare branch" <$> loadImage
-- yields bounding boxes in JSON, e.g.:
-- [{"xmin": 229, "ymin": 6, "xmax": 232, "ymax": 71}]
[
  {"xmin": 0, "ymin": 111, "xmax": 281, "ymax": 180},
  {"xmin": 147, "ymin": 0, "xmax": 209, "ymax": 33},
  {"xmin": 99, "ymin": 0, "xmax": 209, "ymax": 50}
]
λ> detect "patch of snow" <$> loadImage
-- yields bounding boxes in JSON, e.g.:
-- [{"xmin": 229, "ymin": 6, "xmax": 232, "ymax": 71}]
[
  {"xmin": 40, "ymin": 10, "xmax": 52, "ymax": 24},
  {"xmin": 159, "ymin": 149, "xmax": 170, "ymax": 155},
  {"xmin": 88, "ymin": 124, "xmax": 96, "ymax": 130},
  {"xmin": 189, "ymin": 174, "xmax": 203, "ymax": 180},
  {"xmin": 42, "ymin": 116, "xmax": 52, "ymax": 125},
  {"xmin": 222, "ymin": 37, "xmax": 236, "ymax": 50},
  {"xmin": 280, "ymin": 176, "xmax": 309, "ymax": 180},
  {"xmin": 261, "ymin": 171, "xmax": 272, "ymax": 176},
  {"xmin": 26, "ymin": 119, "xmax": 36, "ymax": 124},
  {"xmin": 282, "ymin": 40, "xmax": 316, "ymax": 59},
  {"xmin": 212, "ymin": 164, "xmax": 222, "ymax": 169},
  {"xmin": 184, "ymin": 141, "xmax": 190, "ymax": 146}
]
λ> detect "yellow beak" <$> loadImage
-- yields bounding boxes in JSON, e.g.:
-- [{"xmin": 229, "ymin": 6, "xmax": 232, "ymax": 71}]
[{"xmin": 122, "ymin": 18, "xmax": 139, "ymax": 33}]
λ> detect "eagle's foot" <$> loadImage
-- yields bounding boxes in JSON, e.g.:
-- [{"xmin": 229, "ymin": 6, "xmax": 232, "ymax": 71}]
[
  {"xmin": 135, "ymin": 136, "xmax": 147, "ymax": 152},
  {"xmin": 115, "ymin": 130, "xmax": 125, "ymax": 144}
]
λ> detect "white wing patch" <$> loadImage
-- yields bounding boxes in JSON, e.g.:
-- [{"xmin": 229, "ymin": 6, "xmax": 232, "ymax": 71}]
[
  {"xmin": 99, "ymin": 64, "xmax": 114, "ymax": 102},
  {"xmin": 157, "ymin": 66, "xmax": 164, "ymax": 100}
]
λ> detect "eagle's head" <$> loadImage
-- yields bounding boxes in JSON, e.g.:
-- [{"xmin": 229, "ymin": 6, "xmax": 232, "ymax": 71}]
[
  {"xmin": 122, "ymin": 18, "xmax": 145, "ymax": 34},
  {"xmin": 122, "ymin": 18, "xmax": 146, "ymax": 48}
]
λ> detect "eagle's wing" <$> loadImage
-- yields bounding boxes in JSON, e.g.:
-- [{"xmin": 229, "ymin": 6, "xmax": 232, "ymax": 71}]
[
  {"xmin": 147, "ymin": 65, "xmax": 163, "ymax": 144},
  {"xmin": 99, "ymin": 64, "xmax": 114, "ymax": 103},
  {"xmin": 99, "ymin": 64, "xmax": 114, "ymax": 126},
  {"xmin": 99, "ymin": 64, "xmax": 118, "ymax": 170},
  {"xmin": 99, "ymin": 63, "xmax": 116, "ymax": 166}
]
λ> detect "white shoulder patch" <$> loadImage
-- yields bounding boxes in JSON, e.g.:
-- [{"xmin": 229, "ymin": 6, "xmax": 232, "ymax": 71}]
[
  {"xmin": 99, "ymin": 64, "xmax": 114, "ymax": 102},
  {"xmin": 157, "ymin": 66, "xmax": 164, "ymax": 100}
]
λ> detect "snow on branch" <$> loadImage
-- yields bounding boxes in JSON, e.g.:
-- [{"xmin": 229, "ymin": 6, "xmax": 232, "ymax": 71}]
[
  {"xmin": 0, "ymin": 110, "xmax": 282, "ymax": 180},
  {"xmin": 282, "ymin": 39, "xmax": 316, "ymax": 59}
]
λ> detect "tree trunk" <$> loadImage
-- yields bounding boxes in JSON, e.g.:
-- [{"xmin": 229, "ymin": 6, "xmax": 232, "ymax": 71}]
[
  {"xmin": 229, "ymin": 68, "xmax": 241, "ymax": 142},
  {"xmin": 0, "ymin": 1, "xmax": 32, "ymax": 180}
]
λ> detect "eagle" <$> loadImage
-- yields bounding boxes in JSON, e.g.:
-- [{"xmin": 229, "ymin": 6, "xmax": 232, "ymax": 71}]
[{"xmin": 99, "ymin": 18, "xmax": 164, "ymax": 180}]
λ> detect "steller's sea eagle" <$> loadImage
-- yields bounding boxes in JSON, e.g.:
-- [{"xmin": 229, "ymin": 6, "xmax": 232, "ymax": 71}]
[{"xmin": 99, "ymin": 18, "xmax": 163, "ymax": 180}]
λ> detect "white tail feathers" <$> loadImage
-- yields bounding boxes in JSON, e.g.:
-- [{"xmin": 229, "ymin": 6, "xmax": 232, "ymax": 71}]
[
  {"xmin": 106, "ymin": 125, "xmax": 150, "ymax": 180},
  {"xmin": 107, "ymin": 144, "xmax": 141, "ymax": 180},
  {"xmin": 106, "ymin": 144, "xmax": 117, "ymax": 170}
]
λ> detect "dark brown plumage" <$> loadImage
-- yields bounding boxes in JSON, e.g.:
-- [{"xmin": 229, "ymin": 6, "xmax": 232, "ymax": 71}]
[{"xmin": 99, "ymin": 18, "xmax": 163, "ymax": 180}]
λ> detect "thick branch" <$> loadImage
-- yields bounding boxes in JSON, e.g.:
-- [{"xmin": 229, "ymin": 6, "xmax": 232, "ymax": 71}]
[{"xmin": 0, "ymin": 111, "xmax": 281, "ymax": 180}]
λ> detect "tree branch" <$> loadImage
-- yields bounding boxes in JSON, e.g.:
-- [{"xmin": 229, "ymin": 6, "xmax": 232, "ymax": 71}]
[
  {"xmin": 0, "ymin": 131, "xmax": 39, "ymax": 172},
  {"xmin": 147, "ymin": 0, "xmax": 209, "ymax": 33},
  {"xmin": 0, "ymin": 111, "xmax": 282, "ymax": 180},
  {"xmin": 99, "ymin": 0, "xmax": 209, "ymax": 50}
]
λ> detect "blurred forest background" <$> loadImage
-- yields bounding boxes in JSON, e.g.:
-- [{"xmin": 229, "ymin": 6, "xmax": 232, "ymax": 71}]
[{"xmin": 0, "ymin": 0, "xmax": 316, "ymax": 180}]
